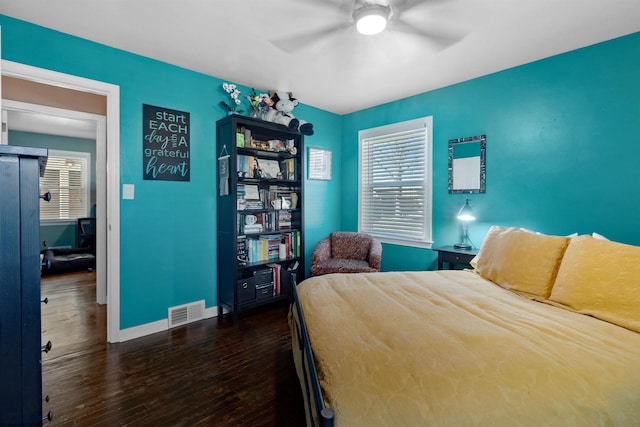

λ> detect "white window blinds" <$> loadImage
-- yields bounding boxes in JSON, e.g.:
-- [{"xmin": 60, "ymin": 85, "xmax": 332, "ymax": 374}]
[
  {"xmin": 40, "ymin": 150, "xmax": 90, "ymax": 221},
  {"xmin": 359, "ymin": 117, "xmax": 432, "ymax": 247}
]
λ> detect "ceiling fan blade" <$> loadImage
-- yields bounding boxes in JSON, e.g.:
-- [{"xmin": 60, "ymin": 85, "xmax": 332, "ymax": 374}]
[
  {"xmin": 271, "ymin": 22, "xmax": 354, "ymax": 54},
  {"xmin": 389, "ymin": 17, "xmax": 467, "ymax": 49},
  {"xmin": 296, "ymin": 0, "xmax": 355, "ymax": 14},
  {"xmin": 393, "ymin": 0, "xmax": 451, "ymax": 14}
]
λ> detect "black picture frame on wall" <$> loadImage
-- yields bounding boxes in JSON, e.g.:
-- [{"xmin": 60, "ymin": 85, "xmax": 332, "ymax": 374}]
[{"xmin": 142, "ymin": 104, "xmax": 191, "ymax": 182}]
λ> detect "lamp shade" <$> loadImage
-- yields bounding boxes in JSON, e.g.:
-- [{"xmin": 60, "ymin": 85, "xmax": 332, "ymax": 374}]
[
  {"xmin": 456, "ymin": 199, "xmax": 475, "ymax": 221},
  {"xmin": 354, "ymin": 5, "xmax": 390, "ymax": 35}
]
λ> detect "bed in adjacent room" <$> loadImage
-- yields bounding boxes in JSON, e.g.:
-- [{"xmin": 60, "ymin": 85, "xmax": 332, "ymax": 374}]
[{"xmin": 289, "ymin": 226, "xmax": 640, "ymax": 426}]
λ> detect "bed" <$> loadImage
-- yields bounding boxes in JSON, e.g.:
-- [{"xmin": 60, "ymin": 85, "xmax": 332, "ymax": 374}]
[{"xmin": 289, "ymin": 226, "xmax": 640, "ymax": 426}]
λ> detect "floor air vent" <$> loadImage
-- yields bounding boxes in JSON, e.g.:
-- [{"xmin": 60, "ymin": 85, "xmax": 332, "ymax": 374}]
[{"xmin": 168, "ymin": 300, "xmax": 205, "ymax": 328}]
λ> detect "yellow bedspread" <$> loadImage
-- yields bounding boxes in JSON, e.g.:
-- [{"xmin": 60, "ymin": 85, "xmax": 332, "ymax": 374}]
[{"xmin": 295, "ymin": 270, "xmax": 640, "ymax": 426}]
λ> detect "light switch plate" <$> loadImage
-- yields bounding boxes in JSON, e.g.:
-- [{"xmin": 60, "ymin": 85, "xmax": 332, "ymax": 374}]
[{"xmin": 122, "ymin": 184, "xmax": 135, "ymax": 200}]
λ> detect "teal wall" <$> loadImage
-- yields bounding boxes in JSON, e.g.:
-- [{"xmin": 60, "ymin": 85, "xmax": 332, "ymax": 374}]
[
  {"xmin": 9, "ymin": 130, "xmax": 96, "ymax": 248},
  {"xmin": 295, "ymin": 105, "xmax": 343, "ymax": 271},
  {"xmin": 0, "ymin": 15, "xmax": 341, "ymax": 329},
  {"xmin": 342, "ymin": 32, "xmax": 640, "ymax": 271}
]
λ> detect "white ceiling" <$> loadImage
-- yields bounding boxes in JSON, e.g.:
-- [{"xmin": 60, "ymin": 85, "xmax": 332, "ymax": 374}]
[{"xmin": 0, "ymin": 0, "xmax": 638, "ymax": 115}]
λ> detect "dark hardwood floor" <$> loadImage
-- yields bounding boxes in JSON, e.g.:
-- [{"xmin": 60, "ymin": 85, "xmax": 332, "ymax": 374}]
[{"xmin": 40, "ymin": 271, "xmax": 306, "ymax": 426}]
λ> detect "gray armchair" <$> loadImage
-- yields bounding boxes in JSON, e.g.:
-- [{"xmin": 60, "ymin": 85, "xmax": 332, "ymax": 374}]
[{"xmin": 310, "ymin": 232, "xmax": 382, "ymax": 277}]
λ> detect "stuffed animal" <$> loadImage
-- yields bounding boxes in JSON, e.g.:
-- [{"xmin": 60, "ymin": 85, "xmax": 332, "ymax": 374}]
[{"xmin": 264, "ymin": 91, "xmax": 314, "ymax": 136}]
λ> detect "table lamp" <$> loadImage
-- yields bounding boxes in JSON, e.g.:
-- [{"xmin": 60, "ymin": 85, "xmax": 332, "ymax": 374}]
[{"xmin": 454, "ymin": 199, "xmax": 475, "ymax": 249}]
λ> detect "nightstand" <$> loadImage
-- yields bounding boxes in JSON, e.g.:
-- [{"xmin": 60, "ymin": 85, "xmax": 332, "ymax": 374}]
[{"xmin": 433, "ymin": 246, "xmax": 479, "ymax": 270}]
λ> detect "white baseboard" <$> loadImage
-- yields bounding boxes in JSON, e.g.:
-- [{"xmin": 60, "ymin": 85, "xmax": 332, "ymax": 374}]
[{"xmin": 118, "ymin": 305, "xmax": 220, "ymax": 342}]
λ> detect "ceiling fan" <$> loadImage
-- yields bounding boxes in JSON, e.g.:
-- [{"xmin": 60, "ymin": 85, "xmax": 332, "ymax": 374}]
[{"xmin": 272, "ymin": 0, "xmax": 467, "ymax": 53}]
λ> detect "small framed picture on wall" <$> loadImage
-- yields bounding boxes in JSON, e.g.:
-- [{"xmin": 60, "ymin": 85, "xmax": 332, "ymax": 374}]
[{"xmin": 308, "ymin": 147, "xmax": 332, "ymax": 180}]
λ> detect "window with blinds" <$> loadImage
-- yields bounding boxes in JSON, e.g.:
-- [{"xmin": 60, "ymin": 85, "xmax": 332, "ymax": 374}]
[
  {"xmin": 40, "ymin": 149, "xmax": 90, "ymax": 222},
  {"xmin": 358, "ymin": 117, "xmax": 433, "ymax": 247}
]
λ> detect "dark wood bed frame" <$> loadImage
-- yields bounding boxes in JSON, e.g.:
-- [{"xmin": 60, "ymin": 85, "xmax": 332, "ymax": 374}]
[{"xmin": 291, "ymin": 282, "xmax": 335, "ymax": 427}]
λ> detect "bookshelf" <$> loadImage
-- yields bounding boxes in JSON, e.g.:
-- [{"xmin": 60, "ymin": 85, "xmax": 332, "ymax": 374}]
[{"xmin": 216, "ymin": 115, "xmax": 304, "ymax": 321}]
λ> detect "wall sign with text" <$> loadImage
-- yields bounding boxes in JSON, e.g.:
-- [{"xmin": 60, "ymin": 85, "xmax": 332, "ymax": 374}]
[{"xmin": 143, "ymin": 104, "xmax": 190, "ymax": 181}]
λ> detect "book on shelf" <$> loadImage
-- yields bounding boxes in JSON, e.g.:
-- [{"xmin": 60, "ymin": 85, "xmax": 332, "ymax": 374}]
[
  {"xmin": 244, "ymin": 200, "xmax": 265, "ymax": 210},
  {"xmin": 245, "ymin": 235, "xmax": 278, "ymax": 263},
  {"xmin": 235, "ymin": 132, "xmax": 245, "ymax": 148},
  {"xmin": 244, "ymin": 212, "xmax": 278, "ymax": 232},
  {"xmin": 237, "ymin": 184, "xmax": 247, "ymax": 210},
  {"xmin": 243, "ymin": 231, "xmax": 300, "ymax": 264},
  {"xmin": 243, "ymin": 184, "xmax": 260, "ymax": 200},
  {"xmin": 262, "ymin": 235, "xmax": 281, "ymax": 262},
  {"xmin": 242, "ymin": 224, "xmax": 264, "ymax": 234},
  {"xmin": 279, "ymin": 158, "xmax": 296, "ymax": 181},
  {"xmin": 264, "ymin": 185, "xmax": 300, "ymax": 210},
  {"xmin": 279, "ymin": 231, "xmax": 301, "ymax": 259},
  {"xmin": 237, "ymin": 184, "xmax": 261, "ymax": 208},
  {"xmin": 237, "ymin": 236, "xmax": 248, "ymax": 265},
  {"xmin": 265, "ymin": 263, "xmax": 282, "ymax": 296},
  {"xmin": 278, "ymin": 210, "xmax": 292, "ymax": 229},
  {"xmin": 237, "ymin": 155, "xmax": 255, "ymax": 177}
]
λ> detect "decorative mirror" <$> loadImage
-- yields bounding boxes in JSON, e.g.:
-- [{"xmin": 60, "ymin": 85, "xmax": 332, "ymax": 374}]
[{"xmin": 448, "ymin": 135, "xmax": 486, "ymax": 193}]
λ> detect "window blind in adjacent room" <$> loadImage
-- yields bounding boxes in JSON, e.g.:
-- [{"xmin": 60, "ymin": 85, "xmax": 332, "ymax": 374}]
[{"xmin": 40, "ymin": 150, "xmax": 90, "ymax": 221}]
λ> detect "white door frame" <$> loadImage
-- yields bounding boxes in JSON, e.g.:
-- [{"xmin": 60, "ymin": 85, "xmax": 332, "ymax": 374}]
[{"xmin": 2, "ymin": 60, "xmax": 122, "ymax": 343}]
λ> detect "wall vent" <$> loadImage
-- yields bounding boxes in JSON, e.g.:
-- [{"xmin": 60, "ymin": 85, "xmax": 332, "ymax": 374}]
[{"xmin": 168, "ymin": 300, "xmax": 205, "ymax": 328}]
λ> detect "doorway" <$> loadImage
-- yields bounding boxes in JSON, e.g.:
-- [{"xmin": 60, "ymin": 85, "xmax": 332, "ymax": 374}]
[
  {"xmin": 3, "ymin": 100, "xmax": 105, "ymax": 299},
  {"xmin": 2, "ymin": 60, "xmax": 122, "ymax": 342}
]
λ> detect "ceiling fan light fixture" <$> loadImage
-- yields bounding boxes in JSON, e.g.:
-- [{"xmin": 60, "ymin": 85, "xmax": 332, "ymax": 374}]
[{"xmin": 354, "ymin": 4, "xmax": 390, "ymax": 36}]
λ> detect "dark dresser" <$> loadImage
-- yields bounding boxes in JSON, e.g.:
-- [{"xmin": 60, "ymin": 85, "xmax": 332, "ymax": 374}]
[{"xmin": 0, "ymin": 145, "xmax": 51, "ymax": 425}]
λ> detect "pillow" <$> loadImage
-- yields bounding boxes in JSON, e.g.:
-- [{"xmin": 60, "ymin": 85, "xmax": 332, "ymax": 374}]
[
  {"xmin": 549, "ymin": 235, "xmax": 640, "ymax": 333},
  {"xmin": 520, "ymin": 227, "xmax": 578, "ymax": 238},
  {"xmin": 472, "ymin": 226, "xmax": 570, "ymax": 298}
]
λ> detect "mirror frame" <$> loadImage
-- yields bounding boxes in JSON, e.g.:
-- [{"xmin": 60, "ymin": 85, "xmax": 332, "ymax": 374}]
[{"xmin": 448, "ymin": 134, "xmax": 486, "ymax": 194}]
